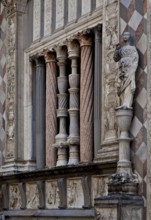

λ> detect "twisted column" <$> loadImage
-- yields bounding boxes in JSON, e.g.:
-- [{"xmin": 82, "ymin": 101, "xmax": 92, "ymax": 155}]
[
  {"xmin": 67, "ymin": 40, "xmax": 80, "ymax": 165},
  {"xmin": 35, "ymin": 56, "xmax": 46, "ymax": 169},
  {"xmin": 54, "ymin": 46, "xmax": 68, "ymax": 166},
  {"xmin": 79, "ymin": 33, "xmax": 94, "ymax": 162},
  {"xmin": 44, "ymin": 52, "xmax": 57, "ymax": 167}
]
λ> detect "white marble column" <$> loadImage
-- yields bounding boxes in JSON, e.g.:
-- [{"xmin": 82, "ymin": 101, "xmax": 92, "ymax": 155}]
[
  {"xmin": 54, "ymin": 46, "xmax": 68, "ymax": 166},
  {"xmin": 67, "ymin": 40, "xmax": 80, "ymax": 165}
]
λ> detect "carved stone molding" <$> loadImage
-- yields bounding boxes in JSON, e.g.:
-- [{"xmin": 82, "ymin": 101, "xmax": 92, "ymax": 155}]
[
  {"xmin": 37, "ymin": 181, "xmax": 45, "ymax": 209},
  {"xmin": 18, "ymin": 183, "xmax": 26, "ymax": 209},
  {"xmin": 2, "ymin": 184, "xmax": 9, "ymax": 210}
]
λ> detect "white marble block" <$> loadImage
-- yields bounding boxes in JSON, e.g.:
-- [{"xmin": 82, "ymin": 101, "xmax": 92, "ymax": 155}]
[
  {"xmin": 33, "ymin": 0, "xmax": 41, "ymax": 41},
  {"xmin": 81, "ymin": 0, "xmax": 91, "ymax": 15},
  {"xmin": 56, "ymin": 0, "xmax": 64, "ymax": 29},
  {"xmin": 44, "ymin": 0, "xmax": 52, "ymax": 36},
  {"xmin": 68, "ymin": 0, "xmax": 77, "ymax": 23}
]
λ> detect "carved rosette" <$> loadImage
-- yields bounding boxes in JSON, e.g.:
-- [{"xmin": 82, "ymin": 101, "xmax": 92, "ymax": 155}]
[
  {"xmin": 67, "ymin": 40, "xmax": 80, "ymax": 165},
  {"xmin": 53, "ymin": 46, "xmax": 68, "ymax": 166},
  {"xmin": 102, "ymin": 0, "xmax": 119, "ymax": 144}
]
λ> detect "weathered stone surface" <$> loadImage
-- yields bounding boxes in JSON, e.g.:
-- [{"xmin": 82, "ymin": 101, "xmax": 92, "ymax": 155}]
[
  {"xmin": 33, "ymin": 0, "xmax": 41, "ymax": 41},
  {"xmin": 45, "ymin": 180, "xmax": 60, "ymax": 209},
  {"xmin": 56, "ymin": 0, "xmax": 64, "ymax": 29},
  {"xmin": 9, "ymin": 185, "xmax": 21, "ymax": 209},
  {"xmin": 44, "ymin": 0, "xmax": 52, "ymax": 36},
  {"xmin": 81, "ymin": 0, "xmax": 91, "ymax": 15},
  {"xmin": 67, "ymin": 178, "xmax": 84, "ymax": 208},
  {"xmin": 26, "ymin": 183, "xmax": 39, "ymax": 209},
  {"xmin": 68, "ymin": 0, "xmax": 77, "ymax": 23}
]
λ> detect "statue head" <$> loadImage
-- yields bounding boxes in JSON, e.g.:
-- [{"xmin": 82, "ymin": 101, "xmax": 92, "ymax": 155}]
[{"xmin": 123, "ymin": 32, "xmax": 131, "ymax": 43}]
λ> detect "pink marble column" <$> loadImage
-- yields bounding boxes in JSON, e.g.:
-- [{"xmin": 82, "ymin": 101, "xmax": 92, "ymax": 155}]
[
  {"xmin": 79, "ymin": 33, "xmax": 94, "ymax": 162},
  {"xmin": 44, "ymin": 52, "xmax": 57, "ymax": 167}
]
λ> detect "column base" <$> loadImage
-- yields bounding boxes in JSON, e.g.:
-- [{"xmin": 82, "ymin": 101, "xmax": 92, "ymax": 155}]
[
  {"xmin": 94, "ymin": 141, "xmax": 119, "ymax": 163},
  {"xmin": 94, "ymin": 194, "xmax": 144, "ymax": 220},
  {"xmin": 1, "ymin": 160, "xmax": 36, "ymax": 173}
]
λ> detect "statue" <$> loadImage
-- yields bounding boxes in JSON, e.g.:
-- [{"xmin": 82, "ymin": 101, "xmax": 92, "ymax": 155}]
[{"xmin": 113, "ymin": 32, "xmax": 139, "ymax": 109}]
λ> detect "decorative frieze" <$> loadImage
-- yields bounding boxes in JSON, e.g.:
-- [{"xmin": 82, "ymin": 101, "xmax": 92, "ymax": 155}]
[
  {"xmin": 9, "ymin": 184, "xmax": 21, "ymax": 209},
  {"xmin": 45, "ymin": 180, "xmax": 60, "ymax": 209},
  {"xmin": 26, "ymin": 183, "xmax": 39, "ymax": 209},
  {"xmin": 67, "ymin": 178, "xmax": 84, "ymax": 208},
  {"xmin": 67, "ymin": 40, "xmax": 80, "ymax": 165}
]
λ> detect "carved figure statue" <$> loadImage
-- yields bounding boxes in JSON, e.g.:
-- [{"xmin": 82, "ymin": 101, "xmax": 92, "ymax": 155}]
[{"xmin": 113, "ymin": 32, "xmax": 139, "ymax": 109}]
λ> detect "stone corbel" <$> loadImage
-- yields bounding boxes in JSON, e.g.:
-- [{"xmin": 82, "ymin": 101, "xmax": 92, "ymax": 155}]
[
  {"xmin": 81, "ymin": 176, "xmax": 91, "ymax": 208},
  {"xmin": 58, "ymin": 178, "xmax": 67, "ymax": 209},
  {"xmin": 18, "ymin": 183, "xmax": 26, "ymax": 209}
]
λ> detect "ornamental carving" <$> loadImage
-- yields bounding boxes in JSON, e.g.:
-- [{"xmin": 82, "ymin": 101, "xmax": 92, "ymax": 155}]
[
  {"xmin": 45, "ymin": 181, "xmax": 60, "ymax": 208},
  {"xmin": 6, "ymin": 15, "xmax": 16, "ymax": 159},
  {"xmin": 102, "ymin": 0, "xmax": 119, "ymax": 143},
  {"xmin": 26, "ymin": 184, "xmax": 39, "ymax": 209},
  {"xmin": 9, "ymin": 185, "xmax": 21, "ymax": 209},
  {"xmin": 2, "ymin": 0, "xmax": 27, "ymax": 15}
]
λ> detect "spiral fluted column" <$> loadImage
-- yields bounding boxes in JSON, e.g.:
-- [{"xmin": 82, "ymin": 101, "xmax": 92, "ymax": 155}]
[
  {"xmin": 44, "ymin": 52, "xmax": 57, "ymax": 167},
  {"xmin": 67, "ymin": 40, "xmax": 80, "ymax": 165},
  {"xmin": 79, "ymin": 33, "xmax": 94, "ymax": 162},
  {"xmin": 54, "ymin": 46, "xmax": 68, "ymax": 166}
]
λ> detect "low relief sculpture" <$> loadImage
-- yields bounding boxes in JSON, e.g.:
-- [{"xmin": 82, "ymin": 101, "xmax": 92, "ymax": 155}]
[
  {"xmin": 26, "ymin": 184, "xmax": 39, "ymax": 209},
  {"xmin": 114, "ymin": 32, "xmax": 139, "ymax": 109},
  {"xmin": 9, "ymin": 185, "xmax": 21, "ymax": 209}
]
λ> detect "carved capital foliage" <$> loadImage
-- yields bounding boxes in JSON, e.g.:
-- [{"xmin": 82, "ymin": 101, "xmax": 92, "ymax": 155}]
[
  {"xmin": 78, "ymin": 30, "xmax": 93, "ymax": 47},
  {"xmin": 54, "ymin": 45, "xmax": 68, "ymax": 61},
  {"xmin": 2, "ymin": 0, "xmax": 27, "ymax": 15},
  {"xmin": 67, "ymin": 40, "xmax": 80, "ymax": 58},
  {"xmin": 44, "ymin": 51, "xmax": 57, "ymax": 63}
]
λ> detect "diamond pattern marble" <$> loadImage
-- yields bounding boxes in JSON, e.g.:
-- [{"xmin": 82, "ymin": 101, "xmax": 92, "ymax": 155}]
[{"xmin": 120, "ymin": 0, "xmax": 147, "ymax": 202}]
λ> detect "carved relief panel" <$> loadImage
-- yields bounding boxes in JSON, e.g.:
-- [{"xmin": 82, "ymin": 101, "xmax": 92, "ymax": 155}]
[
  {"xmin": 6, "ymin": 14, "xmax": 16, "ymax": 159},
  {"xmin": 92, "ymin": 176, "xmax": 108, "ymax": 206},
  {"xmin": 102, "ymin": 0, "xmax": 119, "ymax": 144},
  {"xmin": 67, "ymin": 178, "xmax": 84, "ymax": 208},
  {"xmin": 9, "ymin": 184, "xmax": 21, "ymax": 209},
  {"xmin": 45, "ymin": 180, "xmax": 60, "ymax": 209},
  {"xmin": 26, "ymin": 183, "xmax": 39, "ymax": 209}
]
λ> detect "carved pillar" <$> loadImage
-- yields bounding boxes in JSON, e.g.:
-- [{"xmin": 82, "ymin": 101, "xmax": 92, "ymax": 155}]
[
  {"xmin": 79, "ymin": 32, "xmax": 93, "ymax": 163},
  {"xmin": 93, "ymin": 25, "xmax": 102, "ymax": 158},
  {"xmin": 35, "ymin": 57, "xmax": 46, "ymax": 169},
  {"xmin": 54, "ymin": 46, "xmax": 68, "ymax": 166},
  {"xmin": 67, "ymin": 40, "xmax": 80, "ymax": 165},
  {"xmin": 95, "ymin": 0, "xmax": 119, "ymax": 163},
  {"xmin": 44, "ymin": 52, "xmax": 57, "ymax": 168}
]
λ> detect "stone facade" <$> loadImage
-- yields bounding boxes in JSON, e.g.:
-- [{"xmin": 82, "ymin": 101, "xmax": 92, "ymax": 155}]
[{"xmin": 0, "ymin": 0, "xmax": 149, "ymax": 219}]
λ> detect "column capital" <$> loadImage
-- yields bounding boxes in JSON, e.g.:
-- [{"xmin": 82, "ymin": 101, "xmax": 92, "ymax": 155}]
[
  {"xmin": 67, "ymin": 39, "xmax": 80, "ymax": 59},
  {"xmin": 2, "ymin": 0, "xmax": 27, "ymax": 15},
  {"xmin": 54, "ymin": 45, "xmax": 67, "ymax": 61},
  {"xmin": 44, "ymin": 51, "xmax": 56, "ymax": 63},
  {"xmin": 29, "ymin": 54, "xmax": 45, "ymax": 66},
  {"xmin": 78, "ymin": 30, "xmax": 93, "ymax": 47}
]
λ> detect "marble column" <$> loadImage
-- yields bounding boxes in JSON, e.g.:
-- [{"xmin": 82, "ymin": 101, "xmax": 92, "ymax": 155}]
[
  {"xmin": 79, "ymin": 32, "xmax": 94, "ymax": 163},
  {"xmin": 54, "ymin": 46, "xmax": 68, "ymax": 166},
  {"xmin": 67, "ymin": 40, "xmax": 80, "ymax": 165},
  {"xmin": 35, "ymin": 56, "xmax": 46, "ymax": 169},
  {"xmin": 44, "ymin": 52, "xmax": 57, "ymax": 167}
]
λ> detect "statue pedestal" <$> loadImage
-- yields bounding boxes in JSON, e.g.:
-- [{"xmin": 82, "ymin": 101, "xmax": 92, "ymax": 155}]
[{"xmin": 95, "ymin": 195, "xmax": 144, "ymax": 220}]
